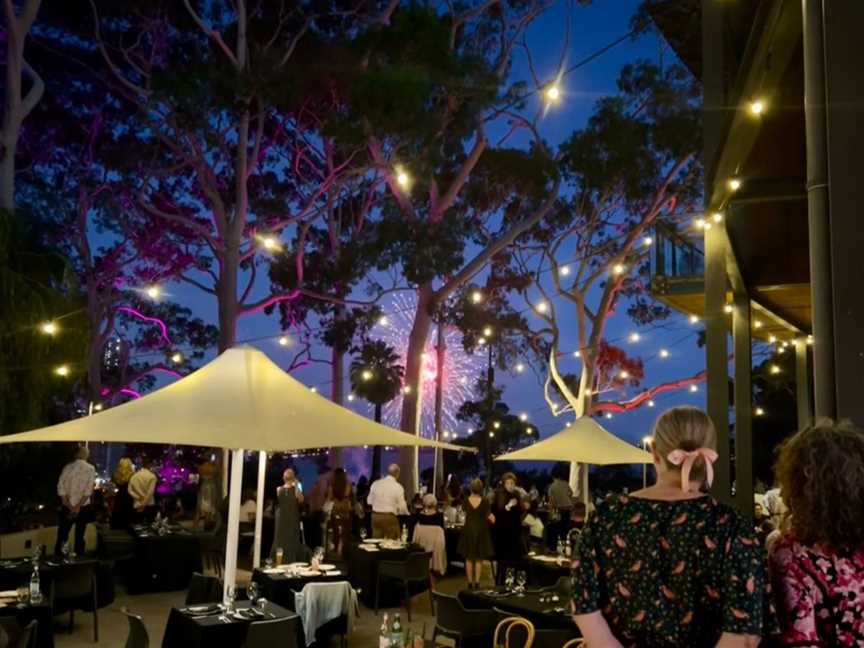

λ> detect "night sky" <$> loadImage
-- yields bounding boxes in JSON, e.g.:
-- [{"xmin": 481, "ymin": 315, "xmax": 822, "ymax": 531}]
[{"xmin": 156, "ymin": 0, "xmax": 707, "ymax": 479}]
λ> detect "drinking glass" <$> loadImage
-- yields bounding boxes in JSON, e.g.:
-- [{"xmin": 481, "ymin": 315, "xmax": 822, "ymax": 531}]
[
  {"xmin": 275, "ymin": 548, "xmax": 284, "ymax": 566},
  {"xmin": 225, "ymin": 585, "xmax": 237, "ymax": 614},
  {"xmin": 359, "ymin": 527, "xmax": 367, "ymax": 542},
  {"xmin": 247, "ymin": 582, "xmax": 259, "ymax": 606},
  {"xmin": 516, "ymin": 570, "xmax": 527, "ymax": 593},
  {"xmin": 256, "ymin": 597, "xmax": 268, "ymax": 611},
  {"xmin": 504, "ymin": 568, "xmax": 515, "ymax": 591},
  {"xmin": 264, "ymin": 558, "xmax": 273, "ymax": 570}
]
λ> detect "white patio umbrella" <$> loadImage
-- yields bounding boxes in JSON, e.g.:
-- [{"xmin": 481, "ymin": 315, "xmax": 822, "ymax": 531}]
[
  {"xmin": 0, "ymin": 346, "xmax": 473, "ymax": 597},
  {"xmin": 494, "ymin": 416, "xmax": 651, "ymax": 507}
]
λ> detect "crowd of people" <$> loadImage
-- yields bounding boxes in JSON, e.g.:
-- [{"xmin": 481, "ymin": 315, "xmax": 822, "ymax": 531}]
[{"xmin": 49, "ymin": 404, "xmax": 864, "ymax": 645}]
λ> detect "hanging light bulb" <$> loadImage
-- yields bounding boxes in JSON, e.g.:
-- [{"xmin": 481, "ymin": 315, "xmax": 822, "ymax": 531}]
[
  {"xmin": 754, "ymin": 320, "xmax": 763, "ymax": 329},
  {"xmin": 559, "ymin": 265, "xmax": 571, "ymax": 276},
  {"xmin": 628, "ymin": 332, "xmax": 641, "ymax": 343},
  {"xmin": 755, "ymin": 407, "xmax": 765, "ymax": 416},
  {"xmin": 525, "ymin": 427, "xmax": 533, "ymax": 435},
  {"xmin": 40, "ymin": 321, "xmax": 58, "ymax": 336},
  {"xmin": 694, "ymin": 217, "xmax": 706, "ymax": 230},
  {"xmin": 483, "ymin": 326, "xmax": 493, "ymax": 337},
  {"xmin": 54, "ymin": 365, "xmax": 70, "ymax": 377},
  {"xmin": 361, "ymin": 369, "xmax": 373, "ymax": 381},
  {"xmin": 647, "ymin": 400, "xmax": 655, "ymax": 408},
  {"xmin": 310, "ymin": 386, "xmax": 317, "ymax": 393},
  {"xmin": 642, "ymin": 236, "xmax": 653, "ymax": 247},
  {"xmin": 347, "ymin": 393, "xmax": 355, "ymax": 402},
  {"xmin": 770, "ymin": 365, "xmax": 781, "ymax": 375},
  {"xmin": 478, "ymin": 337, "xmax": 487, "ymax": 346},
  {"xmin": 146, "ymin": 285, "xmax": 161, "ymax": 300},
  {"xmin": 535, "ymin": 301, "xmax": 549, "ymax": 314},
  {"xmin": 544, "ymin": 84, "xmax": 561, "ymax": 103},
  {"xmin": 612, "ymin": 263, "xmax": 626, "ymax": 275},
  {"xmin": 807, "ymin": 334, "xmax": 814, "ymax": 345},
  {"xmin": 259, "ymin": 235, "xmax": 282, "ymax": 252},
  {"xmin": 689, "ymin": 384, "xmax": 698, "ymax": 393},
  {"xmin": 395, "ymin": 166, "xmax": 411, "ymax": 190},
  {"xmin": 493, "ymin": 421, "xmax": 501, "ymax": 429},
  {"xmin": 467, "ymin": 427, "xmax": 474, "ymax": 434},
  {"xmin": 768, "ymin": 335, "xmax": 777, "ymax": 344},
  {"xmin": 278, "ymin": 336, "xmax": 290, "ymax": 347},
  {"xmin": 748, "ymin": 99, "xmax": 766, "ymax": 116},
  {"xmin": 402, "ymin": 385, "xmax": 412, "ymax": 394},
  {"xmin": 93, "ymin": 403, "xmax": 103, "ymax": 412},
  {"xmin": 689, "ymin": 314, "xmax": 699, "ymax": 324},
  {"xmin": 171, "ymin": 352, "xmax": 183, "ymax": 364},
  {"xmin": 470, "ymin": 290, "xmax": 483, "ymax": 304},
  {"xmin": 724, "ymin": 304, "xmax": 733, "ymax": 314},
  {"xmin": 728, "ymin": 178, "xmax": 742, "ymax": 192},
  {"xmin": 519, "ymin": 413, "xmax": 528, "ymax": 422},
  {"xmin": 620, "ymin": 370, "xmax": 630, "ymax": 379},
  {"xmin": 488, "ymin": 431, "xmax": 495, "ymax": 438},
  {"xmin": 515, "ymin": 363, "xmax": 525, "ymax": 373},
  {"xmin": 712, "ymin": 212, "xmax": 724, "ymax": 223},
  {"xmin": 378, "ymin": 316, "xmax": 389, "ymax": 326},
  {"xmin": 659, "ymin": 348, "xmax": 669, "ymax": 358}
]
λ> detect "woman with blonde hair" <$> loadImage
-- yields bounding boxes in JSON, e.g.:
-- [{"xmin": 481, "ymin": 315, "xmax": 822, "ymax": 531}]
[
  {"xmin": 571, "ymin": 406, "xmax": 774, "ymax": 647},
  {"xmin": 770, "ymin": 419, "xmax": 864, "ymax": 645},
  {"xmin": 110, "ymin": 457, "xmax": 135, "ymax": 529}
]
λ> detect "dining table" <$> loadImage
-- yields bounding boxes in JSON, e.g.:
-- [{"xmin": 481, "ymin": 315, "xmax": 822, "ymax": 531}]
[
  {"xmin": 161, "ymin": 600, "xmax": 300, "ymax": 648},
  {"xmin": 458, "ymin": 584, "xmax": 577, "ymax": 631},
  {"xmin": 250, "ymin": 561, "xmax": 347, "ymax": 611},
  {"xmin": 0, "ymin": 594, "xmax": 54, "ymax": 648},
  {"xmin": 523, "ymin": 551, "xmax": 573, "ymax": 587},
  {"xmin": 128, "ymin": 525, "xmax": 205, "ymax": 593},
  {"xmin": 345, "ymin": 540, "xmax": 424, "ymax": 607}
]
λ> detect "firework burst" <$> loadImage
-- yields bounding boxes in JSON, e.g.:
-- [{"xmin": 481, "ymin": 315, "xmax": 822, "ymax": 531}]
[{"xmin": 370, "ymin": 293, "xmax": 483, "ymax": 439}]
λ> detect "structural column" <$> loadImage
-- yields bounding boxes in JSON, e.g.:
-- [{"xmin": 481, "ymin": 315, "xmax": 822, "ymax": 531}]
[
  {"xmin": 705, "ymin": 226, "xmax": 730, "ymax": 504},
  {"xmin": 795, "ymin": 341, "xmax": 813, "ymax": 429},
  {"xmin": 733, "ymin": 292, "xmax": 752, "ymax": 516}
]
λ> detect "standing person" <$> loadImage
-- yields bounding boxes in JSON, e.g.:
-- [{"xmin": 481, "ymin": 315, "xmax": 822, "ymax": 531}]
[
  {"xmin": 305, "ymin": 464, "xmax": 331, "ymax": 550},
  {"xmin": 491, "ymin": 472, "xmax": 525, "ymax": 584},
  {"xmin": 521, "ymin": 497, "xmax": 545, "ymax": 550},
  {"xmin": 770, "ymin": 420, "xmax": 864, "ymax": 646},
  {"xmin": 55, "ymin": 446, "xmax": 96, "ymax": 555},
  {"xmin": 547, "ymin": 468, "xmax": 573, "ymax": 549},
  {"xmin": 367, "ymin": 463, "xmax": 408, "ymax": 539},
  {"xmin": 458, "ymin": 479, "xmax": 495, "ymax": 589},
  {"xmin": 128, "ymin": 457, "xmax": 158, "ymax": 523},
  {"xmin": 571, "ymin": 407, "xmax": 773, "ymax": 647},
  {"xmin": 110, "ymin": 457, "xmax": 135, "ymax": 530},
  {"xmin": 326, "ymin": 468, "xmax": 354, "ymax": 556},
  {"xmin": 272, "ymin": 468, "xmax": 307, "ymax": 562}
]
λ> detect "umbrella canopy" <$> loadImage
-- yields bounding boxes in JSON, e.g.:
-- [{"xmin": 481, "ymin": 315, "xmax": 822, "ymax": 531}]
[
  {"xmin": 494, "ymin": 416, "xmax": 651, "ymax": 465},
  {"xmin": 0, "ymin": 346, "xmax": 472, "ymax": 453}
]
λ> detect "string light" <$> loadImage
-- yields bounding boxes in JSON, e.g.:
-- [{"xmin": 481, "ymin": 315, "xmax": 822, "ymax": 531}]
[
  {"xmin": 395, "ymin": 166, "xmax": 411, "ymax": 190},
  {"xmin": 612, "ymin": 263, "xmax": 626, "ymax": 275},
  {"xmin": 559, "ymin": 265, "xmax": 571, "ymax": 276},
  {"xmin": 259, "ymin": 235, "xmax": 282, "ymax": 252},
  {"xmin": 544, "ymin": 84, "xmax": 561, "ymax": 103},
  {"xmin": 642, "ymin": 236, "xmax": 653, "ymax": 247},
  {"xmin": 171, "ymin": 352, "xmax": 183, "ymax": 364},
  {"xmin": 755, "ymin": 407, "xmax": 765, "ymax": 416},
  {"xmin": 647, "ymin": 400, "xmax": 655, "ymax": 407},
  {"xmin": 40, "ymin": 321, "xmax": 58, "ymax": 336},
  {"xmin": 515, "ymin": 363, "xmax": 525, "ymax": 373},
  {"xmin": 689, "ymin": 315, "xmax": 699, "ymax": 324},
  {"xmin": 712, "ymin": 212, "xmax": 724, "ymax": 223},
  {"xmin": 754, "ymin": 320, "xmax": 763, "ymax": 329},
  {"xmin": 378, "ymin": 316, "xmax": 389, "ymax": 326},
  {"xmin": 642, "ymin": 436, "xmax": 653, "ymax": 445},
  {"xmin": 347, "ymin": 393, "xmax": 355, "ymax": 402},
  {"xmin": 478, "ymin": 337, "xmax": 487, "ymax": 346},
  {"xmin": 470, "ymin": 291, "xmax": 483, "ymax": 304},
  {"xmin": 489, "ymin": 431, "xmax": 495, "ymax": 438},
  {"xmin": 146, "ymin": 286, "xmax": 161, "ymax": 300},
  {"xmin": 620, "ymin": 370, "xmax": 630, "ymax": 379},
  {"xmin": 525, "ymin": 427, "xmax": 533, "ymax": 435},
  {"xmin": 493, "ymin": 421, "xmax": 501, "ymax": 429},
  {"xmin": 519, "ymin": 413, "xmax": 528, "ymax": 422},
  {"xmin": 467, "ymin": 427, "xmax": 474, "ymax": 434},
  {"xmin": 770, "ymin": 365, "xmax": 781, "ymax": 375},
  {"xmin": 565, "ymin": 421, "xmax": 571, "ymax": 427},
  {"xmin": 93, "ymin": 403, "xmax": 103, "ymax": 412},
  {"xmin": 659, "ymin": 349, "xmax": 669, "ymax": 358},
  {"xmin": 628, "ymin": 332, "xmax": 641, "ymax": 343},
  {"xmin": 535, "ymin": 301, "xmax": 549, "ymax": 314},
  {"xmin": 605, "ymin": 412, "xmax": 613, "ymax": 419},
  {"xmin": 278, "ymin": 336, "xmax": 290, "ymax": 347},
  {"xmin": 482, "ymin": 326, "xmax": 493, "ymax": 337},
  {"xmin": 361, "ymin": 369, "xmax": 373, "ymax": 381},
  {"xmin": 724, "ymin": 304, "xmax": 733, "ymax": 314},
  {"xmin": 55, "ymin": 365, "xmax": 70, "ymax": 377},
  {"xmin": 768, "ymin": 335, "xmax": 776, "ymax": 344},
  {"xmin": 807, "ymin": 334, "xmax": 814, "ymax": 345},
  {"xmin": 728, "ymin": 178, "xmax": 742, "ymax": 192},
  {"xmin": 573, "ymin": 350, "xmax": 581, "ymax": 358},
  {"xmin": 748, "ymin": 99, "xmax": 765, "ymax": 116},
  {"xmin": 310, "ymin": 386, "xmax": 317, "ymax": 393},
  {"xmin": 402, "ymin": 385, "xmax": 412, "ymax": 394},
  {"xmin": 694, "ymin": 217, "xmax": 706, "ymax": 230},
  {"xmin": 689, "ymin": 384, "xmax": 698, "ymax": 393}
]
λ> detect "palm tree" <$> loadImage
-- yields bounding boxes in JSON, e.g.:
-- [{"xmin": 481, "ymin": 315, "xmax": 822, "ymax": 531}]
[{"xmin": 350, "ymin": 340, "xmax": 404, "ymax": 480}]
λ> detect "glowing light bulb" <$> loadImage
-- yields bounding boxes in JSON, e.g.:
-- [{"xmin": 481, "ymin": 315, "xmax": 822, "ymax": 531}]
[
  {"xmin": 489, "ymin": 431, "xmax": 495, "ymax": 438},
  {"xmin": 647, "ymin": 400, "xmax": 655, "ymax": 407},
  {"xmin": 694, "ymin": 218, "xmax": 706, "ymax": 230},
  {"xmin": 628, "ymin": 332, "xmax": 641, "ymax": 343},
  {"xmin": 605, "ymin": 413, "xmax": 613, "ymax": 420},
  {"xmin": 483, "ymin": 326, "xmax": 493, "ymax": 337},
  {"xmin": 310, "ymin": 386, "xmax": 317, "ymax": 393},
  {"xmin": 493, "ymin": 421, "xmax": 501, "ymax": 429},
  {"xmin": 40, "ymin": 321, "xmax": 58, "ymax": 336},
  {"xmin": 642, "ymin": 436, "xmax": 653, "ymax": 445},
  {"xmin": 55, "ymin": 365, "xmax": 70, "ymax": 377},
  {"xmin": 278, "ymin": 336, "xmax": 290, "ymax": 347},
  {"xmin": 712, "ymin": 212, "xmax": 724, "ymax": 223},
  {"xmin": 770, "ymin": 365, "xmax": 781, "ymax": 375},
  {"xmin": 612, "ymin": 264, "xmax": 625, "ymax": 275},
  {"xmin": 470, "ymin": 290, "xmax": 483, "ymax": 304},
  {"xmin": 535, "ymin": 301, "xmax": 548, "ymax": 314},
  {"xmin": 659, "ymin": 349, "xmax": 669, "ymax": 358},
  {"xmin": 689, "ymin": 315, "xmax": 699, "ymax": 324},
  {"xmin": 261, "ymin": 236, "xmax": 281, "ymax": 251},
  {"xmin": 515, "ymin": 363, "xmax": 525, "ymax": 373},
  {"xmin": 643, "ymin": 236, "xmax": 653, "ymax": 247},
  {"xmin": 347, "ymin": 393, "xmax": 355, "ymax": 402},
  {"xmin": 620, "ymin": 370, "xmax": 630, "ymax": 379},
  {"xmin": 724, "ymin": 304, "xmax": 733, "ymax": 314},
  {"xmin": 807, "ymin": 334, "xmax": 814, "ymax": 345},
  {"xmin": 361, "ymin": 369, "xmax": 373, "ymax": 381},
  {"xmin": 728, "ymin": 178, "xmax": 742, "ymax": 192},
  {"xmin": 459, "ymin": 376, "xmax": 468, "ymax": 385},
  {"xmin": 559, "ymin": 265, "xmax": 570, "ymax": 276},
  {"xmin": 478, "ymin": 337, "xmax": 487, "ymax": 346},
  {"xmin": 146, "ymin": 285, "xmax": 161, "ymax": 300},
  {"xmin": 689, "ymin": 384, "xmax": 698, "ymax": 393},
  {"xmin": 402, "ymin": 385, "xmax": 412, "ymax": 394},
  {"xmin": 94, "ymin": 403, "xmax": 103, "ymax": 412},
  {"xmin": 467, "ymin": 427, "xmax": 474, "ymax": 434},
  {"xmin": 525, "ymin": 427, "xmax": 533, "ymax": 435},
  {"xmin": 573, "ymin": 350, "xmax": 581, "ymax": 358},
  {"xmin": 755, "ymin": 407, "xmax": 765, "ymax": 416},
  {"xmin": 171, "ymin": 352, "xmax": 183, "ymax": 364},
  {"xmin": 748, "ymin": 99, "xmax": 765, "ymax": 116},
  {"xmin": 565, "ymin": 422, "xmax": 571, "ymax": 427},
  {"xmin": 395, "ymin": 167, "xmax": 411, "ymax": 189},
  {"xmin": 769, "ymin": 335, "xmax": 777, "ymax": 344},
  {"xmin": 754, "ymin": 320, "xmax": 763, "ymax": 329},
  {"xmin": 378, "ymin": 316, "xmax": 389, "ymax": 326},
  {"xmin": 519, "ymin": 413, "xmax": 528, "ymax": 422},
  {"xmin": 544, "ymin": 84, "xmax": 561, "ymax": 103}
]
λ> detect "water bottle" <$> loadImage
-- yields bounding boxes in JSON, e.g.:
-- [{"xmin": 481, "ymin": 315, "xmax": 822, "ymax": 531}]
[
  {"xmin": 29, "ymin": 564, "xmax": 41, "ymax": 603},
  {"xmin": 390, "ymin": 612, "xmax": 404, "ymax": 647},
  {"xmin": 379, "ymin": 613, "xmax": 390, "ymax": 648}
]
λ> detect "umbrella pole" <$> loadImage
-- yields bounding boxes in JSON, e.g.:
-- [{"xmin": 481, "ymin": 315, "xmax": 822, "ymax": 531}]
[
  {"xmin": 582, "ymin": 464, "xmax": 589, "ymax": 516},
  {"xmin": 223, "ymin": 448, "xmax": 244, "ymax": 601},
  {"xmin": 253, "ymin": 451, "xmax": 266, "ymax": 569}
]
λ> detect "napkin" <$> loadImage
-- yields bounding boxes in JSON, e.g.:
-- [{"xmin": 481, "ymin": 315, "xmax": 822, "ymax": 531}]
[
  {"xmin": 359, "ymin": 545, "xmax": 380, "ymax": 552},
  {"xmin": 0, "ymin": 590, "xmax": 18, "ymax": 598}
]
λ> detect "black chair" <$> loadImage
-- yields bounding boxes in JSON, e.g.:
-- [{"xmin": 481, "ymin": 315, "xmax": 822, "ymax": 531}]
[
  {"xmin": 50, "ymin": 562, "xmax": 99, "ymax": 642},
  {"xmin": 432, "ymin": 592, "xmax": 497, "ymax": 647},
  {"xmin": 243, "ymin": 617, "xmax": 298, "ymax": 648},
  {"xmin": 186, "ymin": 573, "xmax": 223, "ymax": 605},
  {"xmin": 203, "ymin": 550, "xmax": 225, "ymax": 579},
  {"xmin": 5, "ymin": 620, "xmax": 37, "ymax": 648},
  {"xmin": 533, "ymin": 628, "xmax": 580, "ymax": 648},
  {"xmin": 375, "ymin": 550, "xmax": 433, "ymax": 620},
  {"xmin": 120, "ymin": 608, "xmax": 149, "ymax": 648}
]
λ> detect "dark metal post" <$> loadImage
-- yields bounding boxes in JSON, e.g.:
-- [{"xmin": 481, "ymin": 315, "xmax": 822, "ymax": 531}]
[
  {"xmin": 802, "ymin": 0, "xmax": 836, "ymax": 419},
  {"xmin": 733, "ymin": 292, "xmax": 753, "ymax": 516},
  {"xmin": 796, "ymin": 340, "xmax": 813, "ymax": 429}
]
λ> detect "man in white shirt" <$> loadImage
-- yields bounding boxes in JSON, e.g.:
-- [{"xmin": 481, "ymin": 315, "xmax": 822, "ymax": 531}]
[
  {"xmin": 367, "ymin": 464, "xmax": 408, "ymax": 539},
  {"xmin": 55, "ymin": 446, "xmax": 96, "ymax": 555},
  {"xmin": 128, "ymin": 457, "xmax": 158, "ymax": 523}
]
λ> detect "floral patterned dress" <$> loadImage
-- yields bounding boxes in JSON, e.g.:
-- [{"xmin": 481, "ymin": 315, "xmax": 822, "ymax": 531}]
[
  {"xmin": 770, "ymin": 534, "xmax": 864, "ymax": 645},
  {"xmin": 571, "ymin": 494, "xmax": 775, "ymax": 647}
]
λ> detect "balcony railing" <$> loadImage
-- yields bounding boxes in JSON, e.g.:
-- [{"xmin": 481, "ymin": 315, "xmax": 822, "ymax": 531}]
[{"xmin": 650, "ymin": 224, "xmax": 705, "ymax": 295}]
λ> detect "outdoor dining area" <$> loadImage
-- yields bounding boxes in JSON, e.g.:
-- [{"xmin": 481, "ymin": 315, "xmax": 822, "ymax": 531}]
[{"xmin": 0, "ymin": 347, "xmax": 638, "ymax": 648}]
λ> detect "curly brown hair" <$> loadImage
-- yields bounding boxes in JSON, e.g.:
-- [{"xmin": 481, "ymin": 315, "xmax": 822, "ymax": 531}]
[{"xmin": 774, "ymin": 419, "xmax": 864, "ymax": 553}]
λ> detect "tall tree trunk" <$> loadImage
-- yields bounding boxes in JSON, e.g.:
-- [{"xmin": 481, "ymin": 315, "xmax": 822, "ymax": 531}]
[
  {"xmin": 433, "ymin": 319, "xmax": 445, "ymax": 494},
  {"xmin": 372, "ymin": 403, "xmax": 383, "ymax": 480},
  {"xmin": 329, "ymin": 316, "xmax": 346, "ymax": 469},
  {"xmin": 215, "ymin": 243, "xmax": 239, "ymax": 494},
  {"xmin": 398, "ymin": 282, "xmax": 435, "ymax": 499}
]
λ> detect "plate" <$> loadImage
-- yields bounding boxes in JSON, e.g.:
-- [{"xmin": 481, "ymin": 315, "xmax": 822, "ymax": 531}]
[
  {"xmin": 288, "ymin": 562, "xmax": 308, "ymax": 568},
  {"xmin": 317, "ymin": 564, "xmax": 336, "ymax": 571},
  {"xmin": 362, "ymin": 538, "xmax": 383, "ymax": 544}
]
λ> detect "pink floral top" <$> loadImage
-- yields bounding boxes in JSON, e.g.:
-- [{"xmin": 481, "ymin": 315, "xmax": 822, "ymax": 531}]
[{"xmin": 771, "ymin": 534, "xmax": 864, "ymax": 645}]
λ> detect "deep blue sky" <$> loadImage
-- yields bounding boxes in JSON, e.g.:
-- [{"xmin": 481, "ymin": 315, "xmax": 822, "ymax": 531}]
[{"xmin": 159, "ymin": 0, "xmax": 706, "ymax": 473}]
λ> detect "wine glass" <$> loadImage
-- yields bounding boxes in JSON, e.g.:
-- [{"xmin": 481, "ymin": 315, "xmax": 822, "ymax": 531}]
[
  {"xmin": 504, "ymin": 568, "xmax": 515, "ymax": 591},
  {"xmin": 225, "ymin": 585, "xmax": 237, "ymax": 614},
  {"xmin": 516, "ymin": 570, "xmax": 527, "ymax": 594},
  {"xmin": 359, "ymin": 527, "xmax": 367, "ymax": 542},
  {"xmin": 247, "ymin": 582, "xmax": 259, "ymax": 607},
  {"xmin": 264, "ymin": 558, "xmax": 273, "ymax": 570}
]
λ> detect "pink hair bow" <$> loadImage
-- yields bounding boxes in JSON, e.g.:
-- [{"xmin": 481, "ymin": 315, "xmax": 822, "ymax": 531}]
[{"xmin": 667, "ymin": 448, "xmax": 719, "ymax": 491}]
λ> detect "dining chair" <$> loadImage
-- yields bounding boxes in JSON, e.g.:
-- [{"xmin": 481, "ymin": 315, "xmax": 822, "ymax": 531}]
[
  {"xmin": 185, "ymin": 573, "xmax": 223, "ymax": 605},
  {"xmin": 243, "ymin": 617, "xmax": 298, "ymax": 648},
  {"xmin": 7, "ymin": 620, "xmax": 37, "ymax": 648},
  {"xmin": 202, "ymin": 550, "xmax": 225, "ymax": 579},
  {"xmin": 432, "ymin": 591, "xmax": 497, "ymax": 647},
  {"xmin": 493, "ymin": 616, "xmax": 535, "ymax": 648},
  {"xmin": 120, "ymin": 608, "xmax": 149, "ymax": 648},
  {"xmin": 374, "ymin": 550, "xmax": 433, "ymax": 620},
  {"xmin": 50, "ymin": 562, "xmax": 99, "ymax": 642},
  {"xmin": 532, "ymin": 628, "xmax": 580, "ymax": 648},
  {"xmin": 561, "ymin": 640, "xmax": 585, "ymax": 648}
]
